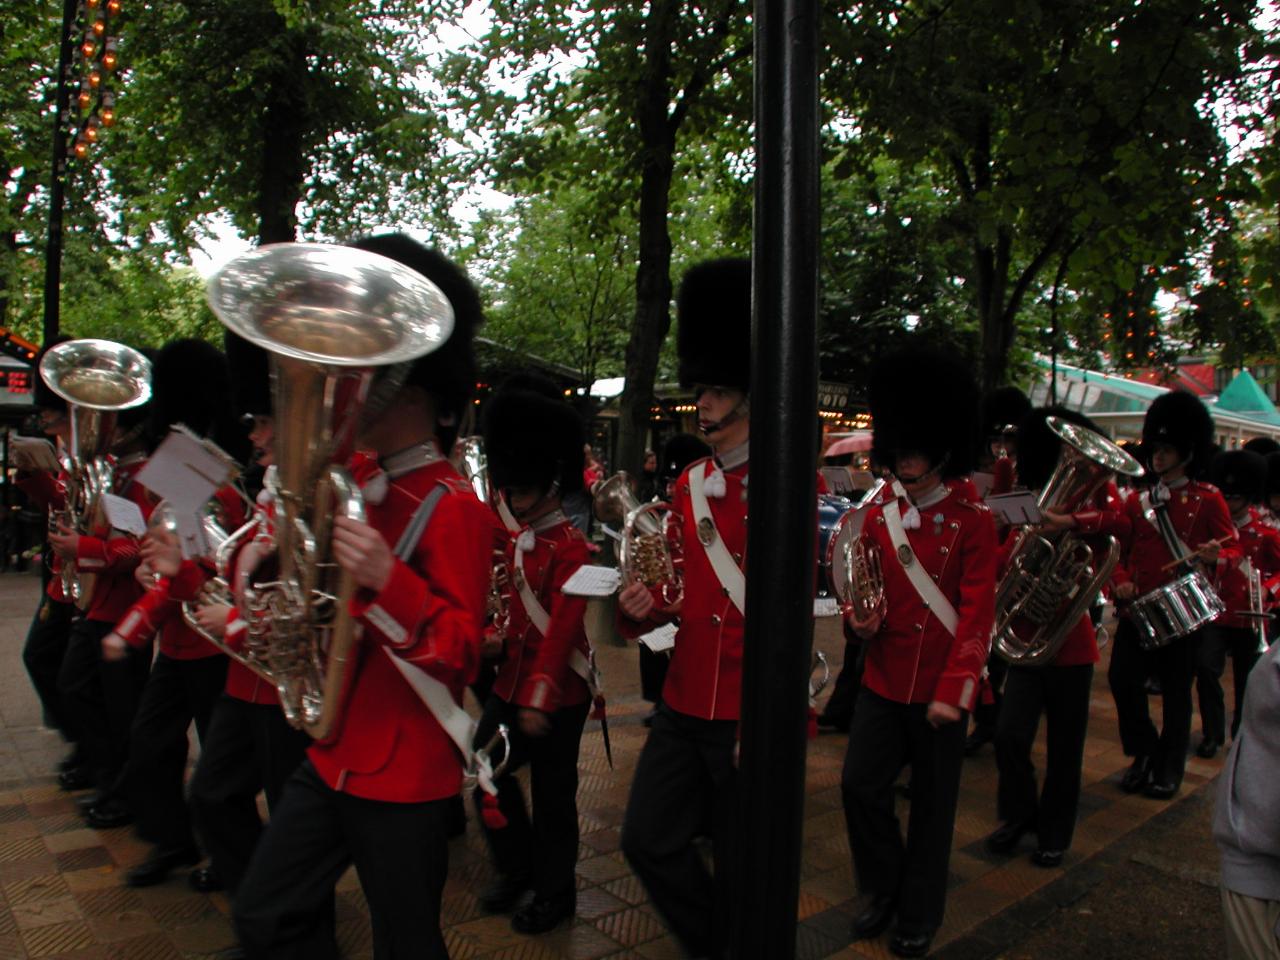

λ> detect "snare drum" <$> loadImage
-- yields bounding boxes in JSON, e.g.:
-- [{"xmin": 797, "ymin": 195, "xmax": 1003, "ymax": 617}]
[{"xmin": 1129, "ymin": 569, "xmax": 1225, "ymax": 650}]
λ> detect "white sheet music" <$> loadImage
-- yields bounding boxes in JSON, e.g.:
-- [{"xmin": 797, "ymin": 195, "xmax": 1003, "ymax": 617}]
[
  {"xmin": 561, "ymin": 565, "xmax": 623, "ymax": 597},
  {"xmin": 135, "ymin": 426, "xmax": 237, "ymax": 509},
  {"xmin": 813, "ymin": 596, "xmax": 841, "ymax": 618},
  {"xmin": 101, "ymin": 493, "xmax": 147, "ymax": 537},
  {"xmin": 984, "ymin": 490, "xmax": 1043, "ymax": 525},
  {"xmin": 637, "ymin": 622, "xmax": 677, "ymax": 653}
]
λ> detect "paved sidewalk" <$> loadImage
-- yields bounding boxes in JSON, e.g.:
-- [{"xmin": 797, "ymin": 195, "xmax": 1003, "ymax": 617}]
[{"xmin": 0, "ymin": 570, "xmax": 1228, "ymax": 958}]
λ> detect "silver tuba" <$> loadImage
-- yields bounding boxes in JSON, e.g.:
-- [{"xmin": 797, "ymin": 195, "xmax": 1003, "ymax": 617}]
[
  {"xmin": 453, "ymin": 435, "xmax": 513, "ymax": 638},
  {"xmin": 593, "ymin": 471, "xmax": 683, "ymax": 605},
  {"xmin": 40, "ymin": 339, "xmax": 152, "ymax": 610},
  {"xmin": 207, "ymin": 242, "xmax": 454, "ymax": 740},
  {"xmin": 993, "ymin": 417, "xmax": 1144, "ymax": 666}
]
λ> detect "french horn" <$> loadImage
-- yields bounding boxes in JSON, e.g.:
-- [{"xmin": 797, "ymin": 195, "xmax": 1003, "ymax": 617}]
[{"xmin": 593, "ymin": 471, "xmax": 683, "ymax": 605}]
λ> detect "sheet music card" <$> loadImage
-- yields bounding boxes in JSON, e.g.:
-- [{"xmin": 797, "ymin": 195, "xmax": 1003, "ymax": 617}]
[
  {"xmin": 100, "ymin": 493, "xmax": 147, "ymax": 538},
  {"xmin": 984, "ymin": 491, "xmax": 1042, "ymax": 526},
  {"xmin": 637, "ymin": 622, "xmax": 677, "ymax": 653},
  {"xmin": 562, "ymin": 565, "xmax": 623, "ymax": 597},
  {"xmin": 135, "ymin": 426, "xmax": 239, "ymax": 558}
]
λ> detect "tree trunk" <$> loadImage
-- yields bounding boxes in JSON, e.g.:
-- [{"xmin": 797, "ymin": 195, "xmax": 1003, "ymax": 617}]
[{"xmin": 256, "ymin": 34, "xmax": 306, "ymax": 245}]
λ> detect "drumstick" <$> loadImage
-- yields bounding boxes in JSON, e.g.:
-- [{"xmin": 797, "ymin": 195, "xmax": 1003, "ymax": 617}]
[{"xmin": 1158, "ymin": 536, "xmax": 1231, "ymax": 573}]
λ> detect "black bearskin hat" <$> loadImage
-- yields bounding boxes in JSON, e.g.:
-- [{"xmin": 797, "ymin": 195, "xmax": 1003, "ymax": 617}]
[
  {"xmin": 224, "ymin": 330, "xmax": 271, "ymax": 420},
  {"xmin": 676, "ymin": 258, "xmax": 751, "ymax": 392},
  {"xmin": 1243, "ymin": 436, "xmax": 1280, "ymax": 457},
  {"xmin": 1266, "ymin": 452, "xmax": 1280, "ymax": 500},
  {"xmin": 1015, "ymin": 406, "xmax": 1101, "ymax": 492},
  {"xmin": 32, "ymin": 336, "xmax": 73, "ymax": 412},
  {"xmin": 659, "ymin": 432, "xmax": 711, "ymax": 485},
  {"xmin": 1141, "ymin": 390, "xmax": 1214, "ymax": 475},
  {"xmin": 482, "ymin": 374, "xmax": 585, "ymax": 497},
  {"xmin": 1210, "ymin": 449, "xmax": 1267, "ymax": 503},
  {"xmin": 349, "ymin": 234, "xmax": 483, "ymax": 453},
  {"xmin": 148, "ymin": 338, "xmax": 235, "ymax": 450},
  {"xmin": 870, "ymin": 340, "xmax": 980, "ymax": 479},
  {"xmin": 982, "ymin": 385, "xmax": 1032, "ymax": 438}
]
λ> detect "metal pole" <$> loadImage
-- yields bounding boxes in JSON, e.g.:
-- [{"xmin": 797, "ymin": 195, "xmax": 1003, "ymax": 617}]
[
  {"xmin": 733, "ymin": 0, "xmax": 820, "ymax": 956},
  {"xmin": 42, "ymin": 0, "xmax": 78, "ymax": 346}
]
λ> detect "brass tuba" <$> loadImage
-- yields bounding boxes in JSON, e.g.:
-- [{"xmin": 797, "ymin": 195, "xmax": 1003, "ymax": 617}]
[
  {"xmin": 593, "ymin": 471, "xmax": 683, "ymax": 605},
  {"xmin": 453, "ymin": 435, "xmax": 513, "ymax": 638},
  {"xmin": 40, "ymin": 339, "xmax": 153, "ymax": 610},
  {"xmin": 206, "ymin": 242, "xmax": 455, "ymax": 740},
  {"xmin": 993, "ymin": 417, "xmax": 1144, "ymax": 666}
]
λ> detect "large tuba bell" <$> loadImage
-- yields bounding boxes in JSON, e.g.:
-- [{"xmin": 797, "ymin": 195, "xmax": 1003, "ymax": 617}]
[
  {"xmin": 207, "ymin": 242, "xmax": 454, "ymax": 740},
  {"xmin": 40, "ymin": 339, "xmax": 152, "ymax": 610},
  {"xmin": 593, "ymin": 471, "xmax": 683, "ymax": 605},
  {"xmin": 993, "ymin": 417, "xmax": 1144, "ymax": 666}
]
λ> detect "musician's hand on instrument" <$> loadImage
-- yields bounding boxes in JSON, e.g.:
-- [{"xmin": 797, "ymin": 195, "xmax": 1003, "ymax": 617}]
[
  {"xmin": 1196, "ymin": 540, "xmax": 1222, "ymax": 565},
  {"xmin": 233, "ymin": 540, "xmax": 274, "ymax": 605},
  {"xmin": 101, "ymin": 632, "xmax": 128, "ymax": 662},
  {"xmin": 48, "ymin": 524, "xmax": 79, "ymax": 560},
  {"xmin": 194, "ymin": 603, "xmax": 231, "ymax": 639},
  {"xmin": 926, "ymin": 700, "xmax": 962, "ymax": 728},
  {"xmin": 134, "ymin": 560, "xmax": 156, "ymax": 588},
  {"xmin": 517, "ymin": 707, "xmax": 550, "ymax": 738},
  {"xmin": 619, "ymin": 581, "xmax": 655, "ymax": 621},
  {"xmin": 332, "ymin": 516, "xmax": 393, "ymax": 592},
  {"xmin": 845, "ymin": 606, "xmax": 882, "ymax": 640},
  {"xmin": 141, "ymin": 529, "xmax": 182, "ymax": 577},
  {"xmin": 1113, "ymin": 582, "xmax": 1137, "ymax": 601},
  {"xmin": 1039, "ymin": 509, "xmax": 1076, "ymax": 533}
]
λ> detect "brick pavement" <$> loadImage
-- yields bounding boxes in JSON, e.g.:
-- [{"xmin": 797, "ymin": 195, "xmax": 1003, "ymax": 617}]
[{"xmin": 0, "ymin": 570, "xmax": 1226, "ymax": 959}]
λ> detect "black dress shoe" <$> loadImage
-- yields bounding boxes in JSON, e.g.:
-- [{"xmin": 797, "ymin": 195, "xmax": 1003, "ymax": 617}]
[
  {"xmin": 984, "ymin": 820, "xmax": 1033, "ymax": 855},
  {"xmin": 1144, "ymin": 779, "xmax": 1179, "ymax": 800},
  {"xmin": 816, "ymin": 712, "xmax": 850, "ymax": 733},
  {"xmin": 851, "ymin": 895, "xmax": 895, "ymax": 940},
  {"xmin": 75, "ymin": 792, "xmax": 103, "ymax": 813},
  {"xmin": 1031, "ymin": 848, "xmax": 1065, "ymax": 868},
  {"xmin": 964, "ymin": 728, "xmax": 993, "ymax": 756},
  {"xmin": 189, "ymin": 865, "xmax": 223, "ymax": 892},
  {"xmin": 84, "ymin": 799, "xmax": 133, "ymax": 830},
  {"xmin": 57, "ymin": 767, "xmax": 93, "ymax": 791},
  {"xmin": 511, "ymin": 894, "xmax": 575, "ymax": 934},
  {"xmin": 889, "ymin": 930, "xmax": 934, "ymax": 958},
  {"xmin": 1196, "ymin": 737, "xmax": 1221, "ymax": 759},
  {"xmin": 57, "ymin": 749, "xmax": 86, "ymax": 774},
  {"xmin": 1119, "ymin": 755, "xmax": 1152, "ymax": 794},
  {"xmin": 478, "ymin": 873, "xmax": 531, "ymax": 913},
  {"xmin": 125, "ymin": 845, "xmax": 200, "ymax": 888}
]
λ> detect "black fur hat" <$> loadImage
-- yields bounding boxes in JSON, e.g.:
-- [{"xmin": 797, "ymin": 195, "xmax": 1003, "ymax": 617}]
[
  {"xmin": 982, "ymin": 386, "xmax": 1032, "ymax": 438},
  {"xmin": 676, "ymin": 258, "xmax": 751, "ymax": 392},
  {"xmin": 224, "ymin": 330, "xmax": 271, "ymax": 420},
  {"xmin": 1210, "ymin": 449, "xmax": 1267, "ymax": 502},
  {"xmin": 349, "ymin": 234, "xmax": 483, "ymax": 453},
  {"xmin": 1243, "ymin": 436, "xmax": 1280, "ymax": 457},
  {"xmin": 870, "ymin": 340, "xmax": 980, "ymax": 479},
  {"xmin": 1015, "ymin": 406, "xmax": 1101, "ymax": 492},
  {"xmin": 659, "ymin": 432, "xmax": 712, "ymax": 484},
  {"xmin": 1266, "ymin": 452, "xmax": 1280, "ymax": 499},
  {"xmin": 482, "ymin": 374, "xmax": 585, "ymax": 497},
  {"xmin": 148, "ymin": 338, "xmax": 235, "ymax": 449},
  {"xmin": 1141, "ymin": 390, "xmax": 1214, "ymax": 475}
]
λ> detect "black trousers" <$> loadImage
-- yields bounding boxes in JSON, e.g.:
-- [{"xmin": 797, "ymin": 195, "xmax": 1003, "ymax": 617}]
[
  {"xmin": 473, "ymin": 695, "xmax": 589, "ymax": 902},
  {"xmin": 639, "ymin": 646, "xmax": 670, "ymax": 704},
  {"xmin": 994, "ymin": 663, "xmax": 1093, "ymax": 852},
  {"xmin": 22, "ymin": 596, "xmax": 76, "ymax": 740},
  {"xmin": 842, "ymin": 688, "xmax": 967, "ymax": 936},
  {"xmin": 1196, "ymin": 624, "xmax": 1262, "ymax": 744},
  {"xmin": 970, "ymin": 654, "xmax": 1008, "ymax": 738},
  {"xmin": 234, "ymin": 760, "xmax": 452, "ymax": 960},
  {"xmin": 117, "ymin": 654, "xmax": 228, "ymax": 851},
  {"xmin": 819, "ymin": 639, "xmax": 865, "ymax": 726},
  {"xmin": 621, "ymin": 704, "xmax": 738, "ymax": 958},
  {"xmin": 1107, "ymin": 617, "xmax": 1199, "ymax": 787},
  {"xmin": 57, "ymin": 617, "xmax": 150, "ymax": 794},
  {"xmin": 189, "ymin": 694, "xmax": 311, "ymax": 894}
]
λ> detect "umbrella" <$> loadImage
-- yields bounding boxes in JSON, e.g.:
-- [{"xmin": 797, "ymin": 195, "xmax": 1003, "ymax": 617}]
[{"xmin": 824, "ymin": 432, "xmax": 872, "ymax": 457}]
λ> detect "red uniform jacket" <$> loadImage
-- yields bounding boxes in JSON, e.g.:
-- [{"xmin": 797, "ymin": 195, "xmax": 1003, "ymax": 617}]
[
  {"xmin": 17, "ymin": 467, "xmax": 69, "ymax": 603},
  {"xmin": 1215, "ymin": 506, "xmax": 1280, "ymax": 630},
  {"xmin": 113, "ymin": 486, "xmax": 247, "ymax": 660},
  {"xmin": 307, "ymin": 457, "xmax": 491, "ymax": 803},
  {"xmin": 860, "ymin": 483, "xmax": 997, "ymax": 710},
  {"xmin": 995, "ymin": 481, "xmax": 1128, "ymax": 667},
  {"xmin": 492, "ymin": 514, "xmax": 591, "ymax": 713},
  {"xmin": 75, "ymin": 456, "xmax": 153, "ymax": 624},
  {"xmin": 1111, "ymin": 479, "xmax": 1239, "ymax": 605}
]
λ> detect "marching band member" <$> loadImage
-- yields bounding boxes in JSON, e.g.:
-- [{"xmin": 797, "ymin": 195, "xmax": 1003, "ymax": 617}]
[
  {"xmin": 985, "ymin": 407, "xmax": 1129, "ymax": 869},
  {"xmin": 52, "ymin": 354, "xmax": 155, "ymax": 831},
  {"xmin": 104, "ymin": 339, "xmax": 246, "ymax": 885},
  {"xmin": 1195, "ymin": 449, "xmax": 1280, "ymax": 759},
  {"xmin": 619, "ymin": 258, "xmax": 751, "ymax": 959},
  {"xmin": 1108, "ymin": 390, "xmax": 1238, "ymax": 800},
  {"xmin": 473, "ymin": 376, "xmax": 593, "ymax": 934},
  {"xmin": 841, "ymin": 343, "xmax": 995, "ymax": 959},
  {"xmin": 232, "ymin": 236, "xmax": 490, "ymax": 960},
  {"xmin": 1264, "ymin": 451, "xmax": 1280, "ymax": 526},
  {"xmin": 16, "ymin": 339, "xmax": 83, "ymax": 786}
]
